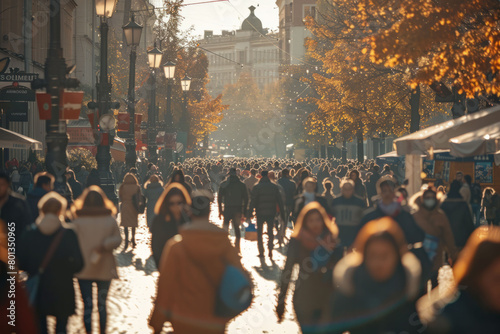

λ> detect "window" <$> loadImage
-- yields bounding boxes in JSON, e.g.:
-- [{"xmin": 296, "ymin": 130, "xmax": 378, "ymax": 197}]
[{"xmin": 303, "ymin": 5, "xmax": 317, "ymax": 20}]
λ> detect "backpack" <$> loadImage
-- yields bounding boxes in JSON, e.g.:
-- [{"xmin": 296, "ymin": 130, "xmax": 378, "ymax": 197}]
[{"xmin": 471, "ymin": 183, "xmax": 482, "ymax": 205}]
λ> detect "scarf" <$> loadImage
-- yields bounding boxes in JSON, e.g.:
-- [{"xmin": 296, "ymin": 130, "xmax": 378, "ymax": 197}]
[{"xmin": 378, "ymin": 200, "xmax": 401, "ymax": 217}]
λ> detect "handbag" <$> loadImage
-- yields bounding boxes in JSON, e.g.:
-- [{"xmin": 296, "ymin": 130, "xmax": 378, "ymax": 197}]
[
  {"xmin": 182, "ymin": 244, "xmax": 253, "ymax": 318},
  {"xmin": 132, "ymin": 191, "xmax": 146, "ymax": 214},
  {"xmin": 26, "ymin": 228, "xmax": 65, "ymax": 306}
]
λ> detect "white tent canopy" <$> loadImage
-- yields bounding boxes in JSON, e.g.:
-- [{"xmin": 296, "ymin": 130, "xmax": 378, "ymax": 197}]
[
  {"xmin": 0, "ymin": 127, "xmax": 42, "ymax": 150},
  {"xmin": 449, "ymin": 122, "xmax": 500, "ymax": 157},
  {"xmin": 394, "ymin": 105, "xmax": 500, "ymax": 156}
]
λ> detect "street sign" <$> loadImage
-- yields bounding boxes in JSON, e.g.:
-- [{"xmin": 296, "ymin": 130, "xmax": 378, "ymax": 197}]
[
  {"xmin": 0, "ymin": 102, "xmax": 28, "ymax": 122},
  {"xmin": 0, "ymin": 72, "xmax": 39, "ymax": 82},
  {"xmin": 0, "ymin": 84, "xmax": 35, "ymax": 101},
  {"xmin": 36, "ymin": 93, "xmax": 52, "ymax": 119},
  {"xmin": 117, "ymin": 113, "xmax": 130, "ymax": 131},
  {"xmin": 60, "ymin": 91, "xmax": 84, "ymax": 119}
]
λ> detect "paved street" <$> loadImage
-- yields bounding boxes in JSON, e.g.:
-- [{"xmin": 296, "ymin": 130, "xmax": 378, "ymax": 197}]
[{"xmin": 62, "ymin": 197, "xmax": 300, "ymax": 334}]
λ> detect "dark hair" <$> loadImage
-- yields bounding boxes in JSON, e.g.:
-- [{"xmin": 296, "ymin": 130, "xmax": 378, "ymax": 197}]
[
  {"xmin": 282, "ymin": 168, "xmax": 289, "ymax": 177},
  {"xmin": 363, "ymin": 231, "xmax": 402, "ymax": 263},
  {"xmin": 156, "ymin": 185, "xmax": 191, "ymax": 219},
  {"xmin": 191, "ymin": 195, "xmax": 211, "ymax": 217},
  {"xmin": 0, "ymin": 171, "xmax": 10, "ymax": 183},
  {"xmin": 35, "ymin": 172, "xmax": 55, "ymax": 188},
  {"xmin": 261, "ymin": 170, "xmax": 269, "ymax": 177},
  {"xmin": 447, "ymin": 180, "xmax": 463, "ymax": 198},
  {"xmin": 464, "ymin": 174, "xmax": 472, "ymax": 186}
]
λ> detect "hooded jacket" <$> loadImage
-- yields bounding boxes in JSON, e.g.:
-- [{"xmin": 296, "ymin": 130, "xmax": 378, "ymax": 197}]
[
  {"xmin": 144, "ymin": 182, "xmax": 164, "ymax": 229},
  {"xmin": 18, "ymin": 214, "xmax": 84, "ymax": 317},
  {"xmin": 149, "ymin": 221, "xmax": 246, "ymax": 334},
  {"xmin": 329, "ymin": 252, "xmax": 422, "ymax": 334},
  {"xmin": 412, "ymin": 195, "xmax": 458, "ymax": 272}
]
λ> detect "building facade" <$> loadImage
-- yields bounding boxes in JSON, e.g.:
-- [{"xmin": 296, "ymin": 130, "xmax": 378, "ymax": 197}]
[
  {"xmin": 200, "ymin": 6, "xmax": 280, "ymax": 97},
  {"xmin": 276, "ymin": 0, "xmax": 317, "ymax": 65}
]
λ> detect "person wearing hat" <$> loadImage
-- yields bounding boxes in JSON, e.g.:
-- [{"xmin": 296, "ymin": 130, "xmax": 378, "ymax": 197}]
[
  {"xmin": 0, "ymin": 171, "xmax": 33, "ymax": 244},
  {"xmin": 218, "ymin": 168, "xmax": 248, "ymax": 252},
  {"xmin": 150, "ymin": 190, "xmax": 248, "ymax": 334}
]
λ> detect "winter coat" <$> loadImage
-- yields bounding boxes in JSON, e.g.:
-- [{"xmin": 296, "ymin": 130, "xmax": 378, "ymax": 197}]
[
  {"xmin": 17, "ymin": 214, "xmax": 84, "ymax": 317},
  {"xmin": 353, "ymin": 179, "xmax": 367, "ymax": 204},
  {"xmin": 482, "ymin": 194, "xmax": 500, "ymax": 221},
  {"xmin": 331, "ymin": 195, "xmax": 367, "ymax": 248},
  {"xmin": 278, "ymin": 237, "xmax": 341, "ymax": 329},
  {"xmin": 294, "ymin": 193, "xmax": 332, "ymax": 218},
  {"xmin": 278, "ymin": 176, "xmax": 297, "ymax": 207},
  {"xmin": 68, "ymin": 178, "xmax": 83, "ymax": 199},
  {"xmin": 151, "ymin": 215, "xmax": 184, "ymax": 267},
  {"xmin": 329, "ymin": 252, "xmax": 422, "ymax": 334},
  {"xmin": 144, "ymin": 182, "xmax": 164, "ymax": 229},
  {"xmin": 250, "ymin": 176, "xmax": 285, "ymax": 219},
  {"xmin": 19, "ymin": 169, "xmax": 33, "ymax": 193},
  {"xmin": 218, "ymin": 175, "xmax": 248, "ymax": 213},
  {"xmin": 359, "ymin": 205, "xmax": 431, "ymax": 285},
  {"xmin": 26, "ymin": 187, "xmax": 49, "ymax": 220},
  {"xmin": 72, "ymin": 210, "xmax": 122, "ymax": 281},
  {"xmin": 119, "ymin": 182, "xmax": 140, "ymax": 228},
  {"xmin": 149, "ymin": 220, "xmax": 246, "ymax": 334},
  {"xmin": 0, "ymin": 192, "xmax": 33, "ymax": 244},
  {"xmin": 412, "ymin": 197, "xmax": 458, "ymax": 272},
  {"xmin": 440, "ymin": 197, "xmax": 475, "ymax": 248},
  {"xmin": 425, "ymin": 290, "xmax": 500, "ymax": 334}
]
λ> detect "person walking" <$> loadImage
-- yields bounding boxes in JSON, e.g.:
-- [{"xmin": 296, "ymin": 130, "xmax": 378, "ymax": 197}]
[
  {"xmin": 293, "ymin": 177, "xmax": 331, "ymax": 219},
  {"xmin": 26, "ymin": 172, "xmax": 54, "ymax": 220},
  {"xmin": 440, "ymin": 180, "xmax": 475, "ymax": 249},
  {"xmin": 18, "ymin": 192, "xmax": 84, "ymax": 334},
  {"xmin": 218, "ymin": 168, "xmax": 248, "ymax": 251},
  {"xmin": 119, "ymin": 173, "xmax": 141, "ymax": 250},
  {"xmin": 276, "ymin": 203, "xmax": 340, "ymax": 333},
  {"xmin": 482, "ymin": 187, "xmax": 500, "ymax": 225},
  {"xmin": 419, "ymin": 226, "xmax": 500, "ymax": 333},
  {"xmin": 66, "ymin": 169, "xmax": 83, "ymax": 200},
  {"xmin": 249, "ymin": 171, "xmax": 285, "ymax": 260},
  {"xmin": 412, "ymin": 187, "xmax": 458, "ymax": 286},
  {"xmin": 329, "ymin": 217, "xmax": 422, "ymax": 334},
  {"xmin": 331, "ymin": 179, "xmax": 367, "ymax": 249},
  {"xmin": 71, "ymin": 186, "xmax": 121, "ymax": 334},
  {"xmin": 349, "ymin": 169, "xmax": 367, "ymax": 205},
  {"xmin": 150, "ymin": 183, "xmax": 191, "ymax": 267},
  {"xmin": 143, "ymin": 175, "xmax": 164, "ymax": 230},
  {"xmin": 149, "ymin": 191, "xmax": 249, "ymax": 334}
]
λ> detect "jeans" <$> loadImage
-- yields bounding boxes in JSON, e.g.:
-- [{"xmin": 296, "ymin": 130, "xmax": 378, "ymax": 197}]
[
  {"xmin": 223, "ymin": 207, "xmax": 242, "ymax": 246},
  {"xmin": 39, "ymin": 314, "xmax": 68, "ymax": 334},
  {"xmin": 471, "ymin": 203, "xmax": 481, "ymax": 226},
  {"xmin": 78, "ymin": 279, "xmax": 111, "ymax": 334},
  {"xmin": 257, "ymin": 215, "xmax": 276, "ymax": 255}
]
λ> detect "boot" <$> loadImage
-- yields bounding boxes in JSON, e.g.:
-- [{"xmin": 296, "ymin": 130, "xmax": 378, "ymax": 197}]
[
  {"xmin": 132, "ymin": 238, "xmax": 136, "ymax": 248},
  {"xmin": 124, "ymin": 239, "xmax": 129, "ymax": 251}
]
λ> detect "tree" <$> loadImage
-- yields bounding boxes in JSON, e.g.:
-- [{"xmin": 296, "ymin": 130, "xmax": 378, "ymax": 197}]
[
  {"xmin": 305, "ymin": 0, "xmax": 445, "ymax": 160},
  {"xmin": 354, "ymin": 0, "xmax": 500, "ymax": 97}
]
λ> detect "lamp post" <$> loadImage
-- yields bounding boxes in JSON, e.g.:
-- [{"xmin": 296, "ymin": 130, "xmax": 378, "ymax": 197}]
[
  {"xmin": 91, "ymin": 0, "xmax": 119, "ymax": 204},
  {"xmin": 122, "ymin": 14, "xmax": 143, "ymax": 171},
  {"xmin": 162, "ymin": 60, "xmax": 176, "ymax": 164},
  {"xmin": 32, "ymin": 0, "xmax": 79, "ymax": 199},
  {"xmin": 147, "ymin": 44, "xmax": 163, "ymax": 163},
  {"xmin": 178, "ymin": 75, "xmax": 191, "ymax": 162}
]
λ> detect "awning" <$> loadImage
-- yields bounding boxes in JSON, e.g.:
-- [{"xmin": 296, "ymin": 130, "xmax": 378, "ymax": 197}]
[
  {"xmin": 449, "ymin": 122, "xmax": 500, "ymax": 157},
  {"xmin": 0, "ymin": 127, "xmax": 42, "ymax": 150},
  {"xmin": 394, "ymin": 105, "xmax": 500, "ymax": 155}
]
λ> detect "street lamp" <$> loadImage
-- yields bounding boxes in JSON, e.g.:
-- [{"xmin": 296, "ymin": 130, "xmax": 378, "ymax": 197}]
[
  {"xmin": 162, "ymin": 61, "xmax": 176, "ymax": 166},
  {"xmin": 88, "ymin": 0, "xmax": 119, "ymax": 204},
  {"xmin": 95, "ymin": 0, "xmax": 117, "ymax": 18},
  {"xmin": 178, "ymin": 75, "xmax": 191, "ymax": 162},
  {"xmin": 147, "ymin": 44, "xmax": 163, "ymax": 162},
  {"xmin": 122, "ymin": 14, "xmax": 143, "ymax": 170}
]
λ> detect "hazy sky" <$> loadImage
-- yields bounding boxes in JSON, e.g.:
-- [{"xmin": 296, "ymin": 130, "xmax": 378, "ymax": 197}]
[{"xmin": 152, "ymin": 0, "xmax": 279, "ymax": 38}]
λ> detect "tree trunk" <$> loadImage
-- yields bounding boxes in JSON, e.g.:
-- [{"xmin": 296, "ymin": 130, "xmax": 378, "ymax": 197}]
[
  {"xmin": 357, "ymin": 126, "xmax": 364, "ymax": 163},
  {"xmin": 410, "ymin": 85, "xmax": 421, "ymax": 133}
]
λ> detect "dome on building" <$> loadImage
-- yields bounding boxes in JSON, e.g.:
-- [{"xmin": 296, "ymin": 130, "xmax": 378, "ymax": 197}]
[{"xmin": 241, "ymin": 6, "xmax": 264, "ymax": 34}]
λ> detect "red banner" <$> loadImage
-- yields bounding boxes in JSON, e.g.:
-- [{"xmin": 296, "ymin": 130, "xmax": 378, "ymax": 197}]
[
  {"xmin": 117, "ymin": 113, "xmax": 130, "ymax": 131},
  {"xmin": 36, "ymin": 93, "xmax": 51, "ymax": 120},
  {"xmin": 60, "ymin": 91, "xmax": 84, "ymax": 119}
]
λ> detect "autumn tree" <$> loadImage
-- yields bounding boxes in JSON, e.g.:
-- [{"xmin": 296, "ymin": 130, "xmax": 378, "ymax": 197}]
[
  {"xmin": 354, "ymin": 0, "xmax": 500, "ymax": 97},
  {"xmin": 305, "ymin": 0, "xmax": 445, "ymax": 160}
]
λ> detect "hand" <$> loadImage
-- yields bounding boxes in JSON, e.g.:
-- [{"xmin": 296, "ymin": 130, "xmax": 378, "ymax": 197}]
[{"xmin": 276, "ymin": 302, "xmax": 285, "ymax": 323}]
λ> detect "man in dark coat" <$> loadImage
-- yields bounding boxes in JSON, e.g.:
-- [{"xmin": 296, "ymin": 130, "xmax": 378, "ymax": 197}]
[
  {"xmin": 331, "ymin": 179, "xmax": 367, "ymax": 249},
  {"xmin": 277, "ymin": 168, "xmax": 296, "ymax": 224},
  {"xmin": 250, "ymin": 171, "xmax": 285, "ymax": 259},
  {"xmin": 27, "ymin": 172, "xmax": 55, "ymax": 220},
  {"xmin": 218, "ymin": 168, "xmax": 248, "ymax": 251},
  {"xmin": 0, "ymin": 171, "xmax": 33, "ymax": 244}
]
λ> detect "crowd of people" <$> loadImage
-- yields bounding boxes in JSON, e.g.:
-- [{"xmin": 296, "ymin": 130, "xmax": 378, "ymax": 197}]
[{"xmin": 1, "ymin": 156, "xmax": 500, "ymax": 334}]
